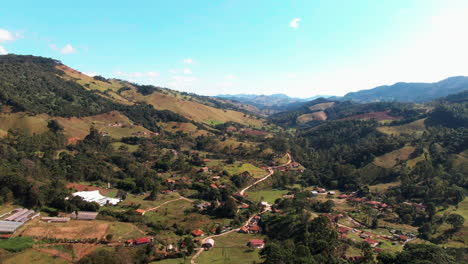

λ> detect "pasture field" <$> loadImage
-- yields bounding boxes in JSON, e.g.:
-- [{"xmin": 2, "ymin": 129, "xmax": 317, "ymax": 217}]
[
  {"xmin": 372, "ymin": 146, "xmax": 415, "ymax": 169},
  {"xmin": 247, "ymin": 189, "xmax": 289, "ymax": 204},
  {"xmin": 21, "ymin": 220, "xmax": 109, "ymax": 240},
  {"xmin": 368, "ymin": 181, "xmax": 400, "ymax": 192},
  {"xmin": 1, "ymin": 249, "xmax": 68, "ymax": 264},
  {"xmin": 112, "ymin": 142, "xmax": 140, "ymax": 152},
  {"xmin": 196, "ymin": 232, "xmax": 264, "ymax": 264},
  {"xmin": 223, "ymin": 162, "xmax": 266, "ymax": 178},
  {"xmin": 377, "ymin": 118, "xmax": 426, "ymax": 136}
]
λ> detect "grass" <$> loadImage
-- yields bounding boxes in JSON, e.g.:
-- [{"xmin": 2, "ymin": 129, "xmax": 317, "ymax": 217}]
[
  {"xmin": 377, "ymin": 118, "xmax": 426, "ymax": 136},
  {"xmin": 151, "ymin": 258, "xmax": 191, "ymax": 264},
  {"xmin": 0, "ymin": 112, "xmax": 49, "ymax": 135},
  {"xmin": 248, "ymin": 189, "xmax": 289, "ymax": 204},
  {"xmin": 112, "ymin": 142, "xmax": 139, "ymax": 152},
  {"xmin": 368, "ymin": 182, "xmax": 400, "ymax": 192},
  {"xmin": 196, "ymin": 232, "xmax": 263, "ymax": 264},
  {"xmin": 223, "ymin": 163, "xmax": 267, "ymax": 178},
  {"xmin": 0, "ymin": 237, "xmax": 34, "ymax": 252},
  {"xmin": 118, "ymin": 192, "xmax": 181, "ymax": 210},
  {"xmin": 107, "ymin": 222, "xmax": 144, "ymax": 241},
  {"xmin": 434, "ymin": 198, "xmax": 468, "ymax": 246},
  {"xmin": 1, "ymin": 249, "xmax": 68, "ymax": 264},
  {"xmin": 372, "ymin": 146, "xmax": 415, "ymax": 169}
]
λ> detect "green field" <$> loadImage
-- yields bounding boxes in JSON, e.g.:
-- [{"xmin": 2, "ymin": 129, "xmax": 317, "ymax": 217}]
[
  {"xmin": 377, "ymin": 118, "xmax": 426, "ymax": 136},
  {"xmin": 1, "ymin": 249, "xmax": 68, "ymax": 264},
  {"xmin": 196, "ymin": 233, "xmax": 264, "ymax": 264},
  {"xmin": 223, "ymin": 163, "xmax": 266, "ymax": 178},
  {"xmin": 0, "ymin": 237, "xmax": 34, "ymax": 252},
  {"xmin": 248, "ymin": 189, "xmax": 289, "ymax": 204}
]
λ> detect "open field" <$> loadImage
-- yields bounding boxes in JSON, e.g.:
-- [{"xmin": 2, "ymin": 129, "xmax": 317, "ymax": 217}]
[
  {"xmin": 373, "ymin": 146, "xmax": 415, "ymax": 169},
  {"xmin": 140, "ymin": 92, "xmax": 263, "ymax": 127},
  {"xmin": 248, "ymin": 189, "xmax": 289, "ymax": 204},
  {"xmin": 297, "ymin": 111, "xmax": 327, "ymax": 123},
  {"xmin": 119, "ymin": 192, "xmax": 181, "ymax": 210},
  {"xmin": 21, "ymin": 220, "xmax": 109, "ymax": 240},
  {"xmin": 1, "ymin": 249, "xmax": 68, "ymax": 264},
  {"xmin": 435, "ymin": 198, "xmax": 468, "ymax": 246},
  {"xmin": 368, "ymin": 181, "xmax": 400, "ymax": 192},
  {"xmin": 0, "ymin": 112, "xmax": 49, "ymax": 135},
  {"xmin": 377, "ymin": 118, "xmax": 426, "ymax": 136},
  {"xmin": 223, "ymin": 163, "xmax": 266, "ymax": 178},
  {"xmin": 196, "ymin": 232, "xmax": 264, "ymax": 264}
]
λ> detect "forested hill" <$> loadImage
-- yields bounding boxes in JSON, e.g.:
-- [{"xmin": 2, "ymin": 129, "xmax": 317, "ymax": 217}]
[
  {"xmin": 341, "ymin": 76, "xmax": 468, "ymax": 103},
  {"xmin": 0, "ymin": 55, "xmax": 264, "ymax": 134}
]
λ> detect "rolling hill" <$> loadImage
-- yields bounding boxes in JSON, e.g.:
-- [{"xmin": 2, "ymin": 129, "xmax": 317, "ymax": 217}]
[{"xmin": 341, "ymin": 76, "xmax": 468, "ymax": 103}]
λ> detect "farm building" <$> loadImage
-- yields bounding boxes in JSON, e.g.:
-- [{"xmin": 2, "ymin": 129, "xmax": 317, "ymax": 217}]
[
  {"xmin": 134, "ymin": 237, "xmax": 151, "ymax": 245},
  {"xmin": 71, "ymin": 190, "xmax": 121, "ymax": 206},
  {"xmin": 40, "ymin": 217, "xmax": 71, "ymax": 223},
  {"xmin": 70, "ymin": 211, "xmax": 98, "ymax": 220},
  {"xmin": 0, "ymin": 221, "xmax": 24, "ymax": 234},
  {"xmin": 3, "ymin": 208, "xmax": 38, "ymax": 223},
  {"xmin": 248, "ymin": 239, "xmax": 265, "ymax": 249},
  {"xmin": 365, "ymin": 238, "xmax": 379, "ymax": 248},
  {"xmin": 134, "ymin": 209, "xmax": 146, "ymax": 215},
  {"xmin": 191, "ymin": 229, "xmax": 204, "ymax": 237},
  {"xmin": 202, "ymin": 238, "xmax": 215, "ymax": 249}
]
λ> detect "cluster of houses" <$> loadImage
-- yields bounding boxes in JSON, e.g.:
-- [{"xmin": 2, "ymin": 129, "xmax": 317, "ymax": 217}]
[
  {"xmin": 0, "ymin": 208, "xmax": 40, "ymax": 234},
  {"xmin": 125, "ymin": 237, "xmax": 153, "ymax": 246},
  {"xmin": 239, "ymin": 215, "xmax": 261, "ymax": 234}
]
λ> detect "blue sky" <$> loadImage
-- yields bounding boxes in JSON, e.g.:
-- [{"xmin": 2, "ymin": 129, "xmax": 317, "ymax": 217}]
[{"xmin": 1, "ymin": 0, "xmax": 467, "ymax": 97}]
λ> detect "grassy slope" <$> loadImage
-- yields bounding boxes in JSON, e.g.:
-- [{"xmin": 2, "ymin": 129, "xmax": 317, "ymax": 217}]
[
  {"xmin": 223, "ymin": 162, "xmax": 266, "ymax": 178},
  {"xmin": 1, "ymin": 249, "xmax": 68, "ymax": 264},
  {"xmin": 377, "ymin": 118, "xmax": 427, "ymax": 136},
  {"xmin": 372, "ymin": 146, "xmax": 415, "ymax": 169}
]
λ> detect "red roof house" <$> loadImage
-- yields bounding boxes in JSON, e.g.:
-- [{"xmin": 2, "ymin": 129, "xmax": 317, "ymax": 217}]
[
  {"xmin": 248, "ymin": 239, "xmax": 265, "ymax": 249},
  {"xmin": 135, "ymin": 237, "xmax": 151, "ymax": 245},
  {"xmin": 365, "ymin": 238, "xmax": 379, "ymax": 247},
  {"xmin": 134, "ymin": 209, "xmax": 146, "ymax": 215},
  {"xmin": 192, "ymin": 229, "xmax": 205, "ymax": 237}
]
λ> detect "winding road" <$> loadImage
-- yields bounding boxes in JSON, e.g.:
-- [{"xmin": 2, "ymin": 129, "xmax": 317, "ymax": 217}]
[{"xmin": 191, "ymin": 153, "xmax": 293, "ymax": 264}]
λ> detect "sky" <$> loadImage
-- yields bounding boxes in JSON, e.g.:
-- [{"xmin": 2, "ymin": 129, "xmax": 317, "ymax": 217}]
[{"xmin": 1, "ymin": 0, "xmax": 468, "ymax": 97}]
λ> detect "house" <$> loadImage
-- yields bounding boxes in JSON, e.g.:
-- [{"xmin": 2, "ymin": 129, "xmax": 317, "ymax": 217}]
[
  {"xmin": 291, "ymin": 162, "xmax": 300, "ymax": 168},
  {"xmin": 196, "ymin": 202, "xmax": 211, "ymax": 210},
  {"xmin": 161, "ymin": 190, "xmax": 171, "ymax": 195},
  {"xmin": 212, "ymin": 176, "xmax": 221, "ymax": 180},
  {"xmin": 134, "ymin": 237, "xmax": 151, "ymax": 245},
  {"xmin": 70, "ymin": 211, "xmax": 98, "ymax": 220},
  {"xmin": 239, "ymin": 226, "xmax": 249, "ymax": 233},
  {"xmin": 311, "ymin": 191, "xmax": 319, "ymax": 195},
  {"xmin": 365, "ymin": 238, "xmax": 379, "ymax": 248},
  {"xmin": 248, "ymin": 239, "xmax": 265, "ymax": 249},
  {"xmin": 192, "ymin": 229, "xmax": 204, "ymax": 237},
  {"xmin": 327, "ymin": 191, "xmax": 336, "ymax": 195},
  {"xmin": 134, "ymin": 209, "xmax": 146, "ymax": 216},
  {"xmin": 338, "ymin": 194, "xmax": 349, "ymax": 199},
  {"xmin": 360, "ymin": 232, "xmax": 372, "ymax": 239},
  {"xmin": 249, "ymin": 225, "xmax": 260, "ymax": 233},
  {"xmin": 209, "ymin": 184, "xmax": 218, "ymax": 189},
  {"xmin": 165, "ymin": 179, "xmax": 176, "ymax": 184},
  {"xmin": 338, "ymin": 227, "xmax": 349, "ymax": 238},
  {"xmin": 202, "ymin": 238, "xmax": 215, "ymax": 249},
  {"xmin": 399, "ymin": 235, "xmax": 409, "ymax": 242},
  {"xmin": 317, "ymin": 188, "xmax": 326, "ymax": 193},
  {"xmin": 200, "ymin": 167, "xmax": 209, "ymax": 173}
]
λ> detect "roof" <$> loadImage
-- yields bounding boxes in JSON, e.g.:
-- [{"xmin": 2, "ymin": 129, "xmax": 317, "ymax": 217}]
[
  {"xmin": 365, "ymin": 238, "xmax": 379, "ymax": 245},
  {"xmin": 240, "ymin": 226, "xmax": 249, "ymax": 232},
  {"xmin": 249, "ymin": 225, "xmax": 260, "ymax": 231},
  {"xmin": 135, "ymin": 237, "xmax": 151, "ymax": 244},
  {"xmin": 249, "ymin": 239, "xmax": 264, "ymax": 246},
  {"xmin": 70, "ymin": 211, "xmax": 98, "ymax": 220},
  {"xmin": 0, "ymin": 221, "xmax": 24, "ymax": 233},
  {"xmin": 134, "ymin": 209, "xmax": 146, "ymax": 214},
  {"xmin": 71, "ymin": 190, "xmax": 121, "ymax": 206},
  {"xmin": 204, "ymin": 238, "xmax": 215, "ymax": 246},
  {"xmin": 399, "ymin": 235, "xmax": 409, "ymax": 240},
  {"xmin": 192, "ymin": 229, "xmax": 204, "ymax": 236}
]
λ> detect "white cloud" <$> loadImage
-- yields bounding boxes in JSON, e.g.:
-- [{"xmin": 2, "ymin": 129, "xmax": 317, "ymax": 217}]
[
  {"xmin": 183, "ymin": 68, "xmax": 192, "ymax": 74},
  {"xmin": 168, "ymin": 69, "xmax": 177, "ymax": 74},
  {"xmin": 115, "ymin": 71, "xmax": 160, "ymax": 78},
  {"xmin": 50, "ymin": 43, "xmax": 77, "ymax": 54},
  {"xmin": 0, "ymin": 29, "xmax": 17, "ymax": 43},
  {"xmin": 84, "ymin": 72, "xmax": 98, "ymax": 77},
  {"xmin": 289, "ymin": 18, "xmax": 301, "ymax": 29},
  {"xmin": 183, "ymin": 58, "xmax": 193, "ymax": 64},
  {"xmin": 60, "ymin": 44, "xmax": 76, "ymax": 54},
  {"xmin": 168, "ymin": 75, "xmax": 198, "ymax": 91},
  {"xmin": 0, "ymin": 46, "xmax": 7, "ymax": 55},
  {"xmin": 286, "ymin": 73, "xmax": 297, "ymax": 79}
]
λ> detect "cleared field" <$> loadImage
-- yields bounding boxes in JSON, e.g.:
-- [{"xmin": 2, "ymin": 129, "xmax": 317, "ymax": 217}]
[
  {"xmin": 112, "ymin": 142, "xmax": 139, "ymax": 152},
  {"xmin": 369, "ymin": 181, "xmax": 400, "ymax": 192},
  {"xmin": 140, "ymin": 93, "xmax": 263, "ymax": 127},
  {"xmin": 1, "ymin": 249, "xmax": 68, "ymax": 264},
  {"xmin": 309, "ymin": 102, "xmax": 335, "ymax": 111},
  {"xmin": 223, "ymin": 163, "xmax": 266, "ymax": 178},
  {"xmin": 436, "ymin": 198, "xmax": 468, "ymax": 246},
  {"xmin": 196, "ymin": 232, "xmax": 263, "ymax": 264},
  {"xmin": 107, "ymin": 222, "xmax": 144, "ymax": 241},
  {"xmin": 56, "ymin": 110, "xmax": 152, "ymax": 139},
  {"xmin": 297, "ymin": 111, "xmax": 327, "ymax": 123},
  {"xmin": 119, "ymin": 192, "xmax": 181, "ymax": 210},
  {"xmin": 450, "ymin": 150, "xmax": 468, "ymax": 174},
  {"xmin": 0, "ymin": 112, "xmax": 49, "ymax": 135},
  {"xmin": 373, "ymin": 146, "xmax": 415, "ymax": 169},
  {"xmin": 377, "ymin": 118, "xmax": 426, "ymax": 136},
  {"xmin": 248, "ymin": 189, "xmax": 289, "ymax": 204},
  {"xmin": 21, "ymin": 220, "xmax": 109, "ymax": 240}
]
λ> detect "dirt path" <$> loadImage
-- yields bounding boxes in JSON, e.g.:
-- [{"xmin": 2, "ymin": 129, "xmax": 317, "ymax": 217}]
[
  {"xmin": 190, "ymin": 214, "xmax": 256, "ymax": 264},
  {"xmin": 239, "ymin": 153, "xmax": 292, "ymax": 196},
  {"xmin": 146, "ymin": 194, "xmax": 194, "ymax": 212}
]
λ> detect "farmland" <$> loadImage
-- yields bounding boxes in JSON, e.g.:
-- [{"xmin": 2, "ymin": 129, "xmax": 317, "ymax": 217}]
[{"xmin": 20, "ymin": 221, "xmax": 109, "ymax": 240}]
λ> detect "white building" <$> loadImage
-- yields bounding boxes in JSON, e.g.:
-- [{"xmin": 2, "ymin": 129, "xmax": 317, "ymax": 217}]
[{"xmin": 71, "ymin": 190, "xmax": 121, "ymax": 206}]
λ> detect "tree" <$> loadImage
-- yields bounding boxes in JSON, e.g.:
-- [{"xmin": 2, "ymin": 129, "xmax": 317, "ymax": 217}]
[{"xmin": 445, "ymin": 214, "xmax": 464, "ymax": 230}]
